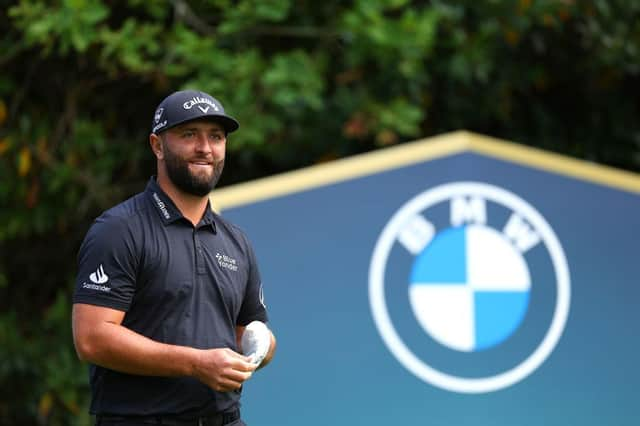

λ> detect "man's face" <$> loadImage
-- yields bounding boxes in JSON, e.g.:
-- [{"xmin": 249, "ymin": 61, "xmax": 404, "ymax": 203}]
[{"xmin": 160, "ymin": 120, "xmax": 227, "ymax": 196}]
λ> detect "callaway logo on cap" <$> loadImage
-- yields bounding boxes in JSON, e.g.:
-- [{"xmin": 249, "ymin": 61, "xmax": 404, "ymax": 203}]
[{"xmin": 151, "ymin": 90, "xmax": 240, "ymax": 134}]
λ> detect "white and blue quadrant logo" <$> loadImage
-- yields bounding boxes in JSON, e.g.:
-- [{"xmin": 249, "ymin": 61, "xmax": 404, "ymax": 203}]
[
  {"xmin": 410, "ymin": 224, "xmax": 531, "ymax": 352},
  {"xmin": 369, "ymin": 182, "xmax": 571, "ymax": 393}
]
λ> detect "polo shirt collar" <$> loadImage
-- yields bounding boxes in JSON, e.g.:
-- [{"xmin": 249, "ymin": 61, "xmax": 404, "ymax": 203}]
[
  {"xmin": 200, "ymin": 204, "xmax": 218, "ymax": 233},
  {"xmin": 146, "ymin": 177, "xmax": 182, "ymax": 224},
  {"xmin": 146, "ymin": 177, "xmax": 217, "ymax": 233}
]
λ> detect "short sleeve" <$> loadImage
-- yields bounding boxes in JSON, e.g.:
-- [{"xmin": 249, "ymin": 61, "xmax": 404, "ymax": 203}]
[
  {"xmin": 73, "ymin": 214, "xmax": 138, "ymax": 311},
  {"xmin": 237, "ymin": 239, "xmax": 269, "ymax": 326}
]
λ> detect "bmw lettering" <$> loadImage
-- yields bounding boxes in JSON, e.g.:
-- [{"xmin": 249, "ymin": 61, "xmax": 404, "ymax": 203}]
[{"xmin": 368, "ymin": 182, "xmax": 571, "ymax": 393}]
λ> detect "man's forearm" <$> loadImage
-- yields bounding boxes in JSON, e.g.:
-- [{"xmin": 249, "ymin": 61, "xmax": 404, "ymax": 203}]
[
  {"xmin": 76, "ymin": 319, "xmax": 200, "ymax": 377},
  {"xmin": 73, "ymin": 303, "xmax": 256, "ymax": 392}
]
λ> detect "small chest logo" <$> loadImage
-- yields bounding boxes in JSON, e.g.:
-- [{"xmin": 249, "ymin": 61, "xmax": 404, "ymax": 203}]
[{"xmin": 216, "ymin": 252, "xmax": 238, "ymax": 271}]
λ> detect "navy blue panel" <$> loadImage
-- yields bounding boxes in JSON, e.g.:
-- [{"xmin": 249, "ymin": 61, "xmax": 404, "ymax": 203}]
[{"xmin": 219, "ymin": 152, "xmax": 640, "ymax": 426}]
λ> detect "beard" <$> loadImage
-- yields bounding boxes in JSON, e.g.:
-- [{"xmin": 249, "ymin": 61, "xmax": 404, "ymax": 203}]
[{"xmin": 162, "ymin": 142, "xmax": 224, "ymax": 196}]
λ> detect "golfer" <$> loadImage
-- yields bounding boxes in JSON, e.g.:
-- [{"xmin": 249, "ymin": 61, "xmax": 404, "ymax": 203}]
[{"xmin": 72, "ymin": 90, "xmax": 276, "ymax": 426}]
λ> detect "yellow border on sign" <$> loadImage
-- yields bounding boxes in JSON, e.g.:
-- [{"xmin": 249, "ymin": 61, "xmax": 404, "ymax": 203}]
[{"xmin": 210, "ymin": 130, "xmax": 640, "ymax": 211}]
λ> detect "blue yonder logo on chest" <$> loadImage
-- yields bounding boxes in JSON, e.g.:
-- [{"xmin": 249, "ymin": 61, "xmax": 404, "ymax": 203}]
[{"xmin": 216, "ymin": 252, "xmax": 238, "ymax": 271}]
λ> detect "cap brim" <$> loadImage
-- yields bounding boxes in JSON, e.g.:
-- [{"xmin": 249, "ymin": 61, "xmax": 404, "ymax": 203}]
[
  {"xmin": 205, "ymin": 114, "xmax": 240, "ymax": 133},
  {"xmin": 158, "ymin": 114, "xmax": 240, "ymax": 134}
]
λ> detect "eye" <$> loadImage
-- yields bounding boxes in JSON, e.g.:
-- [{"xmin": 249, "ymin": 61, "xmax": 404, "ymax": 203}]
[
  {"xmin": 182, "ymin": 130, "xmax": 196, "ymax": 138},
  {"xmin": 210, "ymin": 132, "xmax": 225, "ymax": 141}
]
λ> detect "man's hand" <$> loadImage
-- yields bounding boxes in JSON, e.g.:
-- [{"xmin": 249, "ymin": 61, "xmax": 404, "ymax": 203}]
[{"xmin": 193, "ymin": 348, "xmax": 258, "ymax": 392}]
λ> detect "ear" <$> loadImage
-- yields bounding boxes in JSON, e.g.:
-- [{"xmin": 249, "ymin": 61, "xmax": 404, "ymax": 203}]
[{"xmin": 149, "ymin": 133, "xmax": 164, "ymax": 160}]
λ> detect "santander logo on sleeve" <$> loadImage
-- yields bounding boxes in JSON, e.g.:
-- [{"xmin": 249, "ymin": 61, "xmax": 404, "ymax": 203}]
[{"xmin": 82, "ymin": 264, "xmax": 111, "ymax": 292}]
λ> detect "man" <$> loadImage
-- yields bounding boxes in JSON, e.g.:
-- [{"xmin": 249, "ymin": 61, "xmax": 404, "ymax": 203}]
[{"xmin": 72, "ymin": 90, "xmax": 276, "ymax": 426}]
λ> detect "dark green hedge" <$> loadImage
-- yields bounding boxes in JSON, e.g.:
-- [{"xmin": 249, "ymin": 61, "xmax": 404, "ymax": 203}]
[{"xmin": 1, "ymin": 1, "xmax": 638, "ymax": 424}]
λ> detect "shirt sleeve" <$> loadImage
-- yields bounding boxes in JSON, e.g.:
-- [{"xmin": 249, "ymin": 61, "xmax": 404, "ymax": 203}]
[
  {"xmin": 237, "ymin": 237, "xmax": 269, "ymax": 326},
  {"xmin": 73, "ymin": 214, "xmax": 138, "ymax": 311}
]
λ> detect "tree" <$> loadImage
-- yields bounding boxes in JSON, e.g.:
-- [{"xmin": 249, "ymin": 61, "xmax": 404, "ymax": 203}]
[{"xmin": 1, "ymin": 1, "xmax": 638, "ymax": 423}]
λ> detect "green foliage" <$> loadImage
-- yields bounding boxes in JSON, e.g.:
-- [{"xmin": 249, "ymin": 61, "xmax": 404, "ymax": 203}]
[
  {"xmin": 99, "ymin": 19, "xmax": 164, "ymax": 74},
  {"xmin": 1, "ymin": 0, "xmax": 639, "ymax": 424},
  {"xmin": 0, "ymin": 293, "xmax": 90, "ymax": 425},
  {"xmin": 9, "ymin": 0, "xmax": 109, "ymax": 54},
  {"xmin": 342, "ymin": 1, "xmax": 440, "ymax": 80}
]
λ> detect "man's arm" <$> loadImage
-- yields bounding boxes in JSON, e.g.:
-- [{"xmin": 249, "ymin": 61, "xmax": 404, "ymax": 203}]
[
  {"xmin": 236, "ymin": 325, "xmax": 276, "ymax": 369},
  {"xmin": 72, "ymin": 303, "xmax": 256, "ymax": 392}
]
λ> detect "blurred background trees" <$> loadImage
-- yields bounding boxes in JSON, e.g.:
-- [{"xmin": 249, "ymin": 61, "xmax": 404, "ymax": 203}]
[{"xmin": 1, "ymin": 0, "xmax": 638, "ymax": 424}]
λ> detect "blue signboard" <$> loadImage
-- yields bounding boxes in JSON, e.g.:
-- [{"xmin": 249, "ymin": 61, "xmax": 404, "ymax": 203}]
[{"xmin": 211, "ymin": 131, "xmax": 640, "ymax": 426}]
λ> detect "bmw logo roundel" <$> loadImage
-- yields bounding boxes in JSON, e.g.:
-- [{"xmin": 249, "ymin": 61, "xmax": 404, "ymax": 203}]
[{"xmin": 368, "ymin": 182, "xmax": 571, "ymax": 393}]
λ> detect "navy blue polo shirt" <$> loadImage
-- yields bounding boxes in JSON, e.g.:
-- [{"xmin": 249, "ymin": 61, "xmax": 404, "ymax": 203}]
[{"xmin": 73, "ymin": 177, "xmax": 268, "ymax": 417}]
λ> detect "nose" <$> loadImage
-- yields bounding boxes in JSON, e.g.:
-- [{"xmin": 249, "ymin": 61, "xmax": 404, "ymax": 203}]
[{"xmin": 194, "ymin": 132, "xmax": 212, "ymax": 153}]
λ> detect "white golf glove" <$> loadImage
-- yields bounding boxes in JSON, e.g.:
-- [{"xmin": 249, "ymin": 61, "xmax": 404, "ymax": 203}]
[{"xmin": 241, "ymin": 321, "xmax": 271, "ymax": 366}]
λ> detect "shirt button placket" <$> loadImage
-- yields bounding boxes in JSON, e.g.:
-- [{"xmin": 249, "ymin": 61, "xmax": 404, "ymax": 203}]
[{"xmin": 194, "ymin": 229, "xmax": 206, "ymax": 275}]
